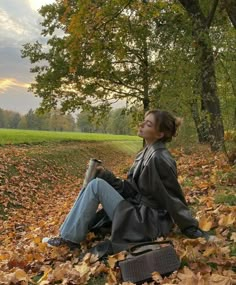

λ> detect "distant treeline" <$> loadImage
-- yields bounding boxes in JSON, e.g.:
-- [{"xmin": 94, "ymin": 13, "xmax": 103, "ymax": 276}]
[{"xmin": 0, "ymin": 108, "xmax": 135, "ymax": 135}]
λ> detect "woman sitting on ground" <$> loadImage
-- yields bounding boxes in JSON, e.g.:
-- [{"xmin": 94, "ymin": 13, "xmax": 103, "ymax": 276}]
[{"xmin": 43, "ymin": 109, "xmax": 208, "ymax": 253}]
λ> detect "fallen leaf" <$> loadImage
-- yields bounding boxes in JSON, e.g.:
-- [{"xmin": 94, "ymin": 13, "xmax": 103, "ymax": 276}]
[
  {"xmin": 37, "ymin": 267, "xmax": 52, "ymax": 284},
  {"xmin": 199, "ymin": 215, "xmax": 214, "ymax": 231},
  {"xmin": 106, "ymin": 268, "xmax": 118, "ymax": 285},
  {"xmin": 152, "ymin": 271, "xmax": 162, "ymax": 282},
  {"xmin": 203, "ymin": 246, "xmax": 217, "ymax": 257},
  {"xmin": 218, "ymin": 213, "xmax": 235, "ymax": 226},
  {"xmin": 209, "ymin": 273, "xmax": 232, "ymax": 285},
  {"xmin": 108, "ymin": 251, "xmax": 126, "ymax": 269},
  {"xmin": 75, "ymin": 261, "xmax": 90, "ymax": 277},
  {"xmin": 230, "ymin": 232, "xmax": 236, "ymax": 242},
  {"xmin": 14, "ymin": 269, "xmax": 30, "ymax": 282}
]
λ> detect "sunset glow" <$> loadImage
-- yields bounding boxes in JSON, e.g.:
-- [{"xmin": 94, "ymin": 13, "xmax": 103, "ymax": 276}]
[{"xmin": 0, "ymin": 78, "xmax": 30, "ymax": 93}]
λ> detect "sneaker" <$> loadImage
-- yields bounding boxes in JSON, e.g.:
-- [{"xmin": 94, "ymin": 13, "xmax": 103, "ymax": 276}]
[
  {"xmin": 182, "ymin": 226, "xmax": 210, "ymax": 240},
  {"xmin": 42, "ymin": 236, "xmax": 79, "ymax": 249}
]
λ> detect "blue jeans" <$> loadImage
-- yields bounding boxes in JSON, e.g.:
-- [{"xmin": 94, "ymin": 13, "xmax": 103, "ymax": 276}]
[{"xmin": 59, "ymin": 178, "xmax": 124, "ymax": 244}]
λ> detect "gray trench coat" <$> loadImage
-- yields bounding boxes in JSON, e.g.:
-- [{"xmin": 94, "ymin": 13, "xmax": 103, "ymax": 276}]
[{"xmin": 91, "ymin": 141, "xmax": 198, "ymax": 253}]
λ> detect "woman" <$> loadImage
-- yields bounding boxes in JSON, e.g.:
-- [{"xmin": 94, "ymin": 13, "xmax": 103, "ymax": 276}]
[{"xmin": 43, "ymin": 110, "xmax": 208, "ymax": 252}]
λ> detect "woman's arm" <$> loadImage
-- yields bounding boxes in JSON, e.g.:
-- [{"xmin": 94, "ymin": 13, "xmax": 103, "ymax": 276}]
[
  {"xmin": 96, "ymin": 167, "xmax": 124, "ymax": 191},
  {"xmin": 149, "ymin": 154, "xmax": 199, "ymax": 230},
  {"xmin": 96, "ymin": 167, "xmax": 138, "ymax": 199}
]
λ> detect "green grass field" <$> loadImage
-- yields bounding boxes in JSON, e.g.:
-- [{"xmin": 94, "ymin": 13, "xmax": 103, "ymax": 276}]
[{"xmin": 0, "ymin": 128, "xmax": 142, "ymax": 145}]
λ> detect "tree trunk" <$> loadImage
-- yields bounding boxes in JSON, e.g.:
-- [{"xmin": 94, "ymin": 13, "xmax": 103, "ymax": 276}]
[
  {"xmin": 191, "ymin": 73, "xmax": 210, "ymax": 143},
  {"xmin": 142, "ymin": 40, "xmax": 150, "ymax": 148},
  {"xmin": 224, "ymin": 0, "xmax": 236, "ymax": 128},
  {"xmin": 224, "ymin": 0, "xmax": 236, "ymax": 28},
  {"xmin": 219, "ymin": 58, "xmax": 236, "ymax": 126},
  {"xmin": 197, "ymin": 31, "xmax": 224, "ymax": 150},
  {"xmin": 141, "ymin": 0, "xmax": 150, "ymax": 114},
  {"xmin": 178, "ymin": 0, "xmax": 225, "ymax": 151},
  {"xmin": 190, "ymin": 98, "xmax": 209, "ymax": 143},
  {"xmin": 142, "ymin": 26, "xmax": 150, "ymax": 114}
]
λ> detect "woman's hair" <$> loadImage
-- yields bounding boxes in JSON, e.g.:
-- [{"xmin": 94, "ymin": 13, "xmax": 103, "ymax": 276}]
[{"xmin": 145, "ymin": 109, "xmax": 183, "ymax": 142}]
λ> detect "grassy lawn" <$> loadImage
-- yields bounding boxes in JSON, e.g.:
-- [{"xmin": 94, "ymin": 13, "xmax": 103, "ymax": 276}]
[{"xmin": 0, "ymin": 128, "xmax": 142, "ymax": 145}]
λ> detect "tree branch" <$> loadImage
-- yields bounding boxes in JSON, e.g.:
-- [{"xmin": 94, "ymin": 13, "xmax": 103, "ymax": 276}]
[
  {"xmin": 224, "ymin": 0, "xmax": 236, "ymax": 28},
  {"xmin": 96, "ymin": 0, "xmax": 133, "ymax": 31},
  {"xmin": 206, "ymin": 0, "xmax": 219, "ymax": 28},
  {"xmin": 108, "ymin": 72, "xmax": 143, "ymax": 93},
  {"xmin": 219, "ymin": 56, "xmax": 236, "ymax": 97},
  {"xmin": 111, "ymin": 60, "xmax": 142, "ymax": 67},
  {"xmin": 96, "ymin": 81, "xmax": 141, "ymax": 99}
]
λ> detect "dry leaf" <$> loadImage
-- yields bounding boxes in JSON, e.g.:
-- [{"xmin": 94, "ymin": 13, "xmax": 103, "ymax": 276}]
[
  {"xmin": 108, "ymin": 251, "xmax": 126, "ymax": 269},
  {"xmin": 14, "ymin": 269, "xmax": 30, "ymax": 282},
  {"xmin": 106, "ymin": 268, "xmax": 118, "ymax": 285},
  {"xmin": 0, "ymin": 143, "xmax": 235, "ymax": 285},
  {"xmin": 199, "ymin": 215, "xmax": 214, "ymax": 231},
  {"xmin": 152, "ymin": 271, "xmax": 162, "ymax": 282},
  {"xmin": 209, "ymin": 274, "xmax": 232, "ymax": 285},
  {"xmin": 218, "ymin": 214, "xmax": 235, "ymax": 226},
  {"xmin": 230, "ymin": 232, "xmax": 236, "ymax": 242},
  {"xmin": 203, "ymin": 246, "xmax": 217, "ymax": 257},
  {"xmin": 75, "ymin": 261, "xmax": 90, "ymax": 277}
]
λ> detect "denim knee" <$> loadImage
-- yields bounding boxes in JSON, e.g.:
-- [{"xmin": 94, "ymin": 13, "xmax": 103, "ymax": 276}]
[
  {"xmin": 88, "ymin": 177, "xmax": 105, "ymax": 187},
  {"xmin": 88, "ymin": 178, "xmax": 106, "ymax": 197}
]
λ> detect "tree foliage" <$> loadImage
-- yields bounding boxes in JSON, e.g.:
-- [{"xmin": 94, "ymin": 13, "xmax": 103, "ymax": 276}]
[
  {"xmin": 22, "ymin": 1, "xmax": 179, "ymax": 113},
  {"xmin": 21, "ymin": 0, "xmax": 236, "ymax": 151},
  {"xmin": 0, "ymin": 108, "xmax": 76, "ymax": 132},
  {"xmin": 77, "ymin": 108, "xmax": 134, "ymax": 134}
]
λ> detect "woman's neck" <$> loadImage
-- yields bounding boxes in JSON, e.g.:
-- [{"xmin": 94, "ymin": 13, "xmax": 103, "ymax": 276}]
[{"xmin": 145, "ymin": 139, "xmax": 159, "ymax": 146}]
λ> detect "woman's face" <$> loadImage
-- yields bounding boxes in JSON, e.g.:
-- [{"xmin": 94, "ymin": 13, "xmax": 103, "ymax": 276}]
[{"xmin": 137, "ymin": 113, "xmax": 163, "ymax": 144}]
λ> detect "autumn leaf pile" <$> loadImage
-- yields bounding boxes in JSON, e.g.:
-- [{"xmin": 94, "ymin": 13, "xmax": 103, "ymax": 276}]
[{"xmin": 0, "ymin": 142, "xmax": 235, "ymax": 285}]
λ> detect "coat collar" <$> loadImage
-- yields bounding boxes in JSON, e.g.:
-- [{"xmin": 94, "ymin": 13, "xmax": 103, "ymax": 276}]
[
  {"xmin": 144, "ymin": 140, "xmax": 166, "ymax": 159},
  {"xmin": 132, "ymin": 141, "xmax": 166, "ymax": 180}
]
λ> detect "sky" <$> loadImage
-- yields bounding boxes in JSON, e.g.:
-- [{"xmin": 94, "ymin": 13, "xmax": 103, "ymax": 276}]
[{"xmin": 0, "ymin": 0, "xmax": 55, "ymax": 114}]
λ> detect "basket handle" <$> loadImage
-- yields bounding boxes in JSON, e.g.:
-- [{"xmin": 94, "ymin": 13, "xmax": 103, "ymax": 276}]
[{"xmin": 128, "ymin": 240, "xmax": 173, "ymax": 256}]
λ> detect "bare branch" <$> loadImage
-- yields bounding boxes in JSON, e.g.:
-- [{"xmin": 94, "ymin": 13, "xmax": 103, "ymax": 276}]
[
  {"xmin": 108, "ymin": 73, "xmax": 143, "ymax": 93},
  {"xmin": 95, "ymin": 0, "xmax": 133, "ymax": 31},
  {"xmin": 96, "ymin": 81, "xmax": 141, "ymax": 99},
  {"xmin": 111, "ymin": 60, "xmax": 142, "ymax": 67}
]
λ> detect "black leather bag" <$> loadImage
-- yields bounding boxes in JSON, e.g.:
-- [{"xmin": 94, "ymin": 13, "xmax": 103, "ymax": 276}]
[{"xmin": 119, "ymin": 240, "xmax": 180, "ymax": 284}]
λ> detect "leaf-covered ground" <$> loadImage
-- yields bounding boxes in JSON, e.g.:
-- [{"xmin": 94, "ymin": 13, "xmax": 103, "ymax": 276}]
[{"xmin": 0, "ymin": 142, "xmax": 235, "ymax": 284}]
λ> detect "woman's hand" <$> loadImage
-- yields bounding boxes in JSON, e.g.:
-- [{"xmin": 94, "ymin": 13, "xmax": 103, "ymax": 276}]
[{"xmin": 96, "ymin": 166, "xmax": 106, "ymax": 177}]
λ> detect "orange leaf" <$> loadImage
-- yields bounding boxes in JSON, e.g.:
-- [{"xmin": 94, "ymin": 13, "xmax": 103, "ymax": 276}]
[
  {"xmin": 203, "ymin": 246, "xmax": 217, "ymax": 257},
  {"xmin": 152, "ymin": 271, "xmax": 163, "ymax": 282},
  {"xmin": 209, "ymin": 273, "xmax": 232, "ymax": 285},
  {"xmin": 199, "ymin": 215, "xmax": 213, "ymax": 231},
  {"xmin": 230, "ymin": 232, "xmax": 236, "ymax": 242},
  {"xmin": 218, "ymin": 213, "xmax": 235, "ymax": 226},
  {"xmin": 108, "ymin": 251, "xmax": 126, "ymax": 269}
]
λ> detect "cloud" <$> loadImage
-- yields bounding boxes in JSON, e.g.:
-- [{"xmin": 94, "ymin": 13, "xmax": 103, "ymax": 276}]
[
  {"xmin": 0, "ymin": 78, "xmax": 30, "ymax": 93},
  {"xmin": 0, "ymin": 0, "xmax": 44, "ymax": 113},
  {"xmin": 0, "ymin": 9, "xmax": 26, "ymax": 36},
  {"xmin": 0, "ymin": 47, "xmax": 33, "ymax": 81},
  {"xmin": 0, "ymin": 87, "xmax": 41, "ymax": 114},
  {"xmin": 0, "ymin": 0, "xmax": 56, "ymax": 113},
  {"xmin": 0, "ymin": 0, "xmax": 42, "ymax": 48}
]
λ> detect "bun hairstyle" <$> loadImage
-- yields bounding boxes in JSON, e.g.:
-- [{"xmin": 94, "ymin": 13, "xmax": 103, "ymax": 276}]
[{"xmin": 145, "ymin": 109, "xmax": 183, "ymax": 142}]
